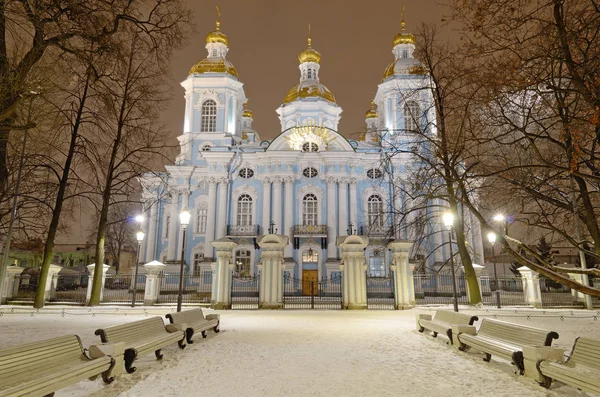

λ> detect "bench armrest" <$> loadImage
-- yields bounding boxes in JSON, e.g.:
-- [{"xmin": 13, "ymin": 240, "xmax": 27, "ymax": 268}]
[
  {"xmin": 206, "ymin": 314, "xmax": 220, "ymax": 321},
  {"xmin": 416, "ymin": 314, "xmax": 432, "ymax": 330},
  {"xmin": 452, "ymin": 325, "xmax": 476, "ymax": 349},
  {"xmin": 88, "ymin": 341, "xmax": 126, "ymax": 377},
  {"xmin": 522, "ymin": 346, "xmax": 565, "ymax": 381},
  {"xmin": 166, "ymin": 322, "xmax": 188, "ymax": 333}
]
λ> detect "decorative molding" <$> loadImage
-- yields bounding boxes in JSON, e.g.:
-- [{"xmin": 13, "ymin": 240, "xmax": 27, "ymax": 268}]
[
  {"xmin": 297, "ymin": 184, "xmax": 324, "ymax": 225},
  {"xmin": 232, "ymin": 184, "xmax": 259, "ymax": 202},
  {"xmin": 194, "ymin": 90, "xmax": 219, "ymax": 109},
  {"xmin": 361, "ymin": 185, "xmax": 389, "ymax": 206}
]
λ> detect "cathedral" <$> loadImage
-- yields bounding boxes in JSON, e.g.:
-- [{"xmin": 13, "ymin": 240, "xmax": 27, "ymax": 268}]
[{"xmin": 138, "ymin": 12, "xmax": 485, "ymax": 288}]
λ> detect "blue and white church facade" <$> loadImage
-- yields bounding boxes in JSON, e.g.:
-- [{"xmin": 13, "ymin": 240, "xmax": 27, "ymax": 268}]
[{"xmin": 138, "ymin": 16, "xmax": 485, "ymax": 290}]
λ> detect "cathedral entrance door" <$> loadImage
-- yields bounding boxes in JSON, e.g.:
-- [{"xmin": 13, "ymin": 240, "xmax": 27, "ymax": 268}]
[{"xmin": 302, "ymin": 270, "xmax": 318, "ymax": 296}]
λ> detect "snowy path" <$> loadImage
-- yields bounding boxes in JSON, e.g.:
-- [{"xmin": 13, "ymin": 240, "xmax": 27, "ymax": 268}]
[{"xmin": 1, "ymin": 306, "xmax": 598, "ymax": 397}]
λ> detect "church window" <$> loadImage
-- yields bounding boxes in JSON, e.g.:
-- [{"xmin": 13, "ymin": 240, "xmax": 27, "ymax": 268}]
[
  {"xmin": 302, "ymin": 249, "xmax": 318, "ymax": 263},
  {"xmin": 193, "ymin": 252, "xmax": 204, "ymax": 275},
  {"xmin": 302, "ymin": 193, "xmax": 318, "ymax": 226},
  {"xmin": 234, "ymin": 250, "xmax": 251, "ymax": 277},
  {"xmin": 302, "ymin": 142, "xmax": 319, "ymax": 152},
  {"xmin": 302, "ymin": 167, "xmax": 318, "ymax": 178},
  {"xmin": 307, "ymin": 68, "xmax": 312, "ymax": 79},
  {"xmin": 196, "ymin": 207, "xmax": 207, "ymax": 234},
  {"xmin": 366, "ymin": 168, "xmax": 382, "ymax": 179},
  {"xmin": 404, "ymin": 101, "xmax": 421, "ymax": 132},
  {"xmin": 367, "ymin": 195, "xmax": 384, "ymax": 227},
  {"xmin": 200, "ymin": 99, "xmax": 217, "ymax": 132},
  {"xmin": 239, "ymin": 168, "xmax": 254, "ymax": 178},
  {"xmin": 237, "ymin": 194, "xmax": 252, "ymax": 226},
  {"xmin": 212, "ymin": 49, "xmax": 218, "ymax": 57},
  {"xmin": 201, "ymin": 144, "xmax": 211, "ymax": 151},
  {"xmin": 402, "ymin": 49, "xmax": 408, "ymax": 59},
  {"xmin": 369, "ymin": 249, "xmax": 385, "ymax": 277}
]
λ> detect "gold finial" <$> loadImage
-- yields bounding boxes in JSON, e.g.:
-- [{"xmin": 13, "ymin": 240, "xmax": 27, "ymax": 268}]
[
  {"xmin": 216, "ymin": 5, "xmax": 221, "ymax": 31},
  {"xmin": 401, "ymin": 6, "xmax": 406, "ymax": 33},
  {"xmin": 308, "ymin": 24, "xmax": 312, "ymax": 47}
]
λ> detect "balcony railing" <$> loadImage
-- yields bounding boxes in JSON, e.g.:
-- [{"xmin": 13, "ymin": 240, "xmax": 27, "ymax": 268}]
[
  {"xmin": 226, "ymin": 224, "xmax": 260, "ymax": 237},
  {"xmin": 359, "ymin": 225, "xmax": 394, "ymax": 237},
  {"xmin": 293, "ymin": 224, "xmax": 327, "ymax": 236}
]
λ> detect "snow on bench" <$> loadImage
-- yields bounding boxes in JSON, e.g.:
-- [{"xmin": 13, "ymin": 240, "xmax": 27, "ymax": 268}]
[
  {"xmin": 166, "ymin": 308, "xmax": 220, "ymax": 344},
  {"xmin": 0, "ymin": 334, "xmax": 121, "ymax": 397},
  {"xmin": 537, "ymin": 336, "xmax": 600, "ymax": 393},
  {"xmin": 417, "ymin": 310, "xmax": 478, "ymax": 345},
  {"xmin": 456, "ymin": 318, "xmax": 559, "ymax": 375},
  {"xmin": 95, "ymin": 316, "xmax": 186, "ymax": 374}
]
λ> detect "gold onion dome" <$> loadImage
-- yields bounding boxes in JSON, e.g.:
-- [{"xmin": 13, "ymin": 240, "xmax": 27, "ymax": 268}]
[
  {"xmin": 242, "ymin": 101, "xmax": 253, "ymax": 118},
  {"xmin": 298, "ymin": 25, "xmax": 321, "ymax": 64},
  {"xmin": 283, "ymin": 84, "xmax": 336, "ymax": 104},
  {"xmin": 206, "ymin": 6, "xmax": 229, "ymax": 46},
  {"xmin": 365, "ymin": 101, "xmax": 378, "ymax": 118},
  {"xmin": 393, "ymin": 7, "xmax": 415, "ymax": 46},
  {"xmin": 189, "ymin": 58, "xmax": 238, "ymax": 78}
]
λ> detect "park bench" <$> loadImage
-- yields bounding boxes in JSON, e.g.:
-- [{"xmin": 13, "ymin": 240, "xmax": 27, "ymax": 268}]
[
  {"xmin": 95, "ymin": 316, "xmax": 186, "ymax": 374},
  {"xmin": 0, "ymin": 334, "xmax": 119, "ymax": 397},
  {"xmin": 456, "ymin": 318, "xmax": 559, "ymax": 375},
  {"xmin": 166, "ymin": 308, "xmax": 220, "ymax": 344},
  {"xmin": 417, "ymin": 310, "xmax": 478, "ymax": 344},
  {"xmin": 537, "ymin": 337, "xmax": 600, "ymax": 393}
]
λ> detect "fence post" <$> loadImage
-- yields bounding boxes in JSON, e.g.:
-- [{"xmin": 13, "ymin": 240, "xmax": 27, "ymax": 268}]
[
  {"xmin": 311, "ymin": 281, "xmax": 314, "ymax": 309},
  {"xmin": 143, "ymin": 261, "xmax": 166, "ymax": 306},
  {"xmin": 2, "ymin": 265, "xmax": 24, "ymax": 303},
  {"xmin": 211, "ymin": 238, "xmax": 238, "ymax": 309},
  {"xmin": 518, "ymin": 267, "xmax": 542, "ymax": 308},
  {"xmin": 388, "ymin": 240, "xmax": 414, "ymax": 310},
  {"xmin": 86, "ymin": 264, "xmax": 110, "ymax": 304},
  {"xmin": 257, "ymin": 234, "xmax": 288, "ymax": 309},
  {"xmin": 337, "ymin": 235, "xmax": 369, "ymax": 310},
  {"xmin": 45, "ymin": 264, "xmax": 62, "ymax": 302}
]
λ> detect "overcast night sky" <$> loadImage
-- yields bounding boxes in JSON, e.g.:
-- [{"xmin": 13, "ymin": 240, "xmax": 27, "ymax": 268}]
[{"xmin": 162, "ymin": 0, "xmax": 446, "ymax": 143}]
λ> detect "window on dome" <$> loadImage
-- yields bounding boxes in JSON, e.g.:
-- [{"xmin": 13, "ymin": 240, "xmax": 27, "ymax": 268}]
[
  {"xmin": 212, "ymin": 49, "xmax": 218, "ymax": 57},
  {"xmin": 404, "ymin": 101, "xmax": 421, "ymax": 132},
  {"xmin": 402, "ymin": 49, "xmax": 408, "ymax": 59},
  {"xmin": 239, "ymin": 168, "xmax": 254, "ymax": 178},
  {"xmin": 307, "ymin": 68, "xmax": 312, "ymax": 79},
  {"xmin": 303, "ymin": 167, "xmax": 318, "ymax": 178},
  {"xmin": 366, "ymin": 168, "xmax": 382, "ymax": 179},
  {"xmin": 200, "ymin": 99, "xmax": 217, "ymax": 132},
  {"xmin": 302, "ymin": 142, "xmax": 319, "ymax": 152},
  {"xmin": 201, "ymin": 144, "xmax": 211, "ymax": 152}
]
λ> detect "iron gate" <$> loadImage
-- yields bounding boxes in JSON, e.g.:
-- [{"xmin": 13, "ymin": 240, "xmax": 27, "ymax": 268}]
[
  {"xmin": 231, "ymin": 275, "xmax": 259, "ymax": 309},
  {"xmin": 283, "ymin": 273, "xmax": 342, "ymax": 309},
  {"xmin": 366, "ymin": 273, "xmax": 395, "ymax": 310}
]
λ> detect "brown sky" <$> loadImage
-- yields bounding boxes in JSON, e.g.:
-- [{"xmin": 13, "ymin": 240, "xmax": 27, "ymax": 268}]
[{"xmin": 161, "ymin": 0, "xmax": 446, "ymax": 143}]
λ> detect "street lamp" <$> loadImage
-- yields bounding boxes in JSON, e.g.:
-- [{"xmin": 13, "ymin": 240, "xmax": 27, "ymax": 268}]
[
  {"xmin": 177, "ymin": 208, "xmax": 191, "ymax": 312},
  {"xmin": 442, "ymin": 212, "xmax": 459, "ymax": 312},
  {"xmin": 131, "ymin": 230, "xmax": 145, "ymax": 307},
  {"xmin": 487, "ymin": 231, "xmax": 501, "ymax": 309}
]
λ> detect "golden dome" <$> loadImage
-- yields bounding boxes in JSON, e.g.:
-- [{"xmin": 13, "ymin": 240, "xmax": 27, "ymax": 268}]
[
  {"xmin": 298, "ymin": 25, "xmax": 321, "ymax": 64},
  {"xmin": 382, "ymin": 62, "xmax": 425, "ymax": 81},
  {"xmin": 206, "ymin": 30, "xmax": 229, "ymax": 47},
  {"xmin": 283, "ymin": 83, "xmax": 336, "ymax": 104},
  {"xmin": 393, "ymin": 32, "xmax": 415, "ymax": 46},
  {"xmin": 365, "ymin": 101, "xmax": 378, "ymax": 119},
  {"xmin": 242, "ymin": 101, "xmax": 253, "ymax": 118},
  {"xmin": 189, "ymin": 57, "xmax": 239, "ymax": 78}
]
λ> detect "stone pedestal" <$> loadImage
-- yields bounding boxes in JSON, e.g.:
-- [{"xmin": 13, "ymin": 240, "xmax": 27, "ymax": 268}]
[
  {"xmin": 211, "ymin": 238, "xmax": 238, "ymax": 310},
  {"xmin": 1, "ymin": 265, "xmax": 24, "ymax": 303},
  {"xmin": 388, "ymin": 240, "xmax": 415, "ymax": 310},
  {"xmin": 522, "ymin": 346, "xmax": 564, "ymax": 381},
  {"xmin": 257, "ymin": 234, "xmax": 289, "ymax": 309},
  {"xmin": 568, "ymin": 273, "xmax": 593, "ymax": 308},
  {"xmin": 86, "ymin": 264, "xmax": 111, "ymax": 303},
  {"xmin": 518, "ymin": 267, "xmax": 542, "ymax": 308},
  {"xmin": 337, "ymin": 235, "xmax": 369, "ymax": 310},
  {"xmin": 45, "ymin": 264, "xmax": 62, "ymax": 301},
  {"xmin": 462, "ymin": 263, "xmax": 484, "ymax": 303},
  {"xmin": 143, "ymin": 260, "xmax": 166, "ymax": 305}
]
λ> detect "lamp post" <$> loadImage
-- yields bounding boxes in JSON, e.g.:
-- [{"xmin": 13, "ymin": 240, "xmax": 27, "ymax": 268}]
[
  {"xmin": 493, "ymin": 214, "xmax": 508, "ymax": 235},
  {"xmin": 443, "ymin": 212, "xmax": 459, "ymax": 312},
  {"xmin": 177, "ymin": 209, "xmax": 191, "ymax": 312},
  {"xmin": 487, "ymin": 232, "xmax": 501, "ymax": 309},
  {"xmin": 131, "ymin": 230, "xmax": 145, "ymax": 307}
]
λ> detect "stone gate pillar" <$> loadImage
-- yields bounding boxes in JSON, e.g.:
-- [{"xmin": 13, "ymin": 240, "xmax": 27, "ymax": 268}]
[
  {"xmin": 46, "ymin": 264, "xmax": 62, "ymax": 301},
  {"xmin": 388, "ymin": 240, "xmax": 414, "ymax": 309},
  {"xmin": 257, "ymin": 234, "xmax": 289, "ymax": 309},
  {"xmin": 143, "ymin": 260, "xmax": 166, "ymax": 306},
  {"xmin": 86, "ymin": 264, "xmax": 111, "ymax": 303},
  {"xmin": 337, "ymin": 235, "xmax": 369, "ymax": 310},
  {"xmin": 2, "ymin": 265, "xmax": 24, "ymax": 303},
  {"xmin": 518, "ymin": 267, "xmax": 542, "ymax": 308},
  {"xmin": 211, "ymin": 238, "xmax": 237, "ymax": 309}
]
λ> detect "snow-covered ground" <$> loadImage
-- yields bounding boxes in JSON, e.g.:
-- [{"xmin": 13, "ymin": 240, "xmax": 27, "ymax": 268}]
[{"xmin": 1, "ymin": 305, "xmax": 599, "ymax": 397}]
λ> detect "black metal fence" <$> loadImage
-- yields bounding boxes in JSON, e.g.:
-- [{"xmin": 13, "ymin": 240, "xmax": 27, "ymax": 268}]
[
  {"xmin": 156, "ymin": 272, "xmax": 212, "ymax": 304},
  {"xmin": 102, "ymin": 273, "xmax": 146, "ymax": 304},
  {"xmin": 366, "ymin": 274, "xmax": 395, "ymax": 310},
  {"xmin": 231, "ymin": 274, "xmax": 259, "ymax": 309},
  {"xmin": 283, "ymin": 273, "xmax": 343, "ymax": 309},
  {"xmin": 413, "ymin": 273, "xmax": 469, "ymax": 305},
  {"xmin": 52, "ymin": 274, "xmax": 88, "ymax": 304},
  {"xmin": 480, "ymin": 276, "xmax": 528, "ymax": 307},
  {"xmin": 540, "ymin": 277, "xmax": 581, "ymax": 307}
]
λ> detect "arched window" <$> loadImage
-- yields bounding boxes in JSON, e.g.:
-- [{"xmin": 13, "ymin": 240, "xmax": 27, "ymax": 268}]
[
  {"xmin": 302, "ymin": 142, "xmax": 319, "ymax": 152},
  {"xmin": 303, "ymin": 193, "xmax": 318, "ymax": 226},
  {"xmin": 403, "ymin": 101, "xmax": 421, "ymax": 132},
  {"xmin": 307, "ymin": 68, "xmax": 313, "ymax": 79},
  {"xmin": 302, "ymin": 248, "xmax": 318, "ymax": 263},
  {"xmin": 237, "ymin": 194, "xmax": 252, "ymax": 226},
  {"xmin": 196, "ymin": 207, "xmax": 207, "ymax": 234},
  {"xmin": 200, "ymin": 99, "xmax": 217, "ymax": 132},
  {"xmin": 369, "ymin": 249, "xmax": 385, "ymax": 277},
  {"xmin": 234, "ymin": 249, "xmax": 251, "ymax": 277},
  {"xmin": 367, "ymin": 195, "xmax": 384, "ymax": 227},
  {"xmin": 201, "ymin": 144, "xmax": 211, "ymax": 152}
]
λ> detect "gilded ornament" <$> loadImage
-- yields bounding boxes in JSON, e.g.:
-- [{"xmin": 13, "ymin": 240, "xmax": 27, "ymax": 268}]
[
  {"xmin": 283, "ymin": 83, "xmax": 336, "ymax": 104},
  {"xmin": 189, "ymin": 58, "xmax": 239, "ymax": 78},
  {"xmin": 365, "ymin": 101, "xmax": 378, "ymax": 119}
]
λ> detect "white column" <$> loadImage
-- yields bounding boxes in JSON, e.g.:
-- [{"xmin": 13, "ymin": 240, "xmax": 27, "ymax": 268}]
[
  {"xmin": 326, "ymin": 177, "xmax": 337, "ymax": 260},
  {"xmin": 337, "ymin": 235, "xmax": 369, "ymax": 309},
  {"xmin": 262, "ymin": 178, "xmax": 271, "ymax": 232},
  {"xmin": 518, "ymin": 267, "xmax": 542, "ymax": 308},
  {"xmin": 258, "ymin": 234, "xmax": 288, "ymax": 309},
  {"xmin": 204, "ymin": 179, "xmax": 218, "ymax": 259},
  {"xmin": 272, "ymin": 177, "xmax": 283, "ymax": 234},
  {"xmin": 167, "ymin": 192, "xmax": 179, "ymax": 261},
  {"xmin": 86, "ymin": 264, "xmax": 110, "ymax": 303},
  {"xmin": 388, "ymin": 240, "xmax": 415, "ymax": 309},
  {"xmin": 177, "ymin": 189, "xmax": 190, "ymax": 260},
  {"xmin": 338, "ymin": 178, "xmax": 348, "ymax": 236},
  {"xmin": 349, "ymin": 178, "xmax": 357, "ymax": 228},
  {"xmin": 284, "ymin": 177, "xmax": 294, "ymax": 258},
  {"xmin": 2, "ymin": 265, "xmax": 23, "ymax": 303},
  {"xmin": 143, "ymin": 260, "xmax": 166, "ymax": 306},
  {"xmin": 211, "ymin": 238, "xmax": 237, "ymax": 309},
  {"xmin": 216, "ymin": 179, "xmax": 228, "ymax": 239},
  {"xmin": 145, "ymin": 201, "xmax": 158, "ymax": 261}
]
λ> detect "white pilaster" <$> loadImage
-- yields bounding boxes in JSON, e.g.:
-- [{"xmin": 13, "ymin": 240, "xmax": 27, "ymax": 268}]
[
  {"xmin": 177, "ymin": 188, "xmax": 190, "ymax": 260},
  {"xmin": 167, "ymin": 192, "xmax": 179, "ymax": 261},
  {"xmin": 326, "ymin": 177, "xmax": 337, "ymax": 260},
  {"xmin": 518, "ymin": 267, "xmax": 543, "ymax": 308},
  {"xmin": 388, "ymin": 240, "xmax": 415, "ymax": 309},
  {"xmin": 86, "ymin": 264, "xmax": 110, "ymax": 303},
  {"xmin": 337, "ymin": 235, "xmax": 369, "ymax": 309},
  {"xmin": 272, "ymin": 177, "xmax": 283, "ymax": 233},
  {"xmin": 204, "ymin": 179, "xmax": 218, "ymax": 259},
  {"xmin": 258, "ymin": 234, "xmax": 289, "ymax": 309},
  {"xmin": 262, "ymin": 179, "xmax": 271, "ymax": 231},
  {"xmin": 349, "ymin": 178, "xmax": 357, "ymax": 228},
  {"xmin": 216, "ymin": 179, "xmax": 228, "ymax": 239},
  {"xmin": 145, "ymin": 201, "xmax": 158, "ymax": 261},
  {"xmin": 143, "ymin": 260, "xmax": 166, "ymax": 306},
  {"xmin": 284, "ymin": 177, "xmax": 294, "ymax": 258},
  {"xmin": 338, "ymin": 178, "xmax": 348, "ymax": 237},
  {"xmin": 211, "ymin": 238, "xmax": 237, "ymax": 309}
]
